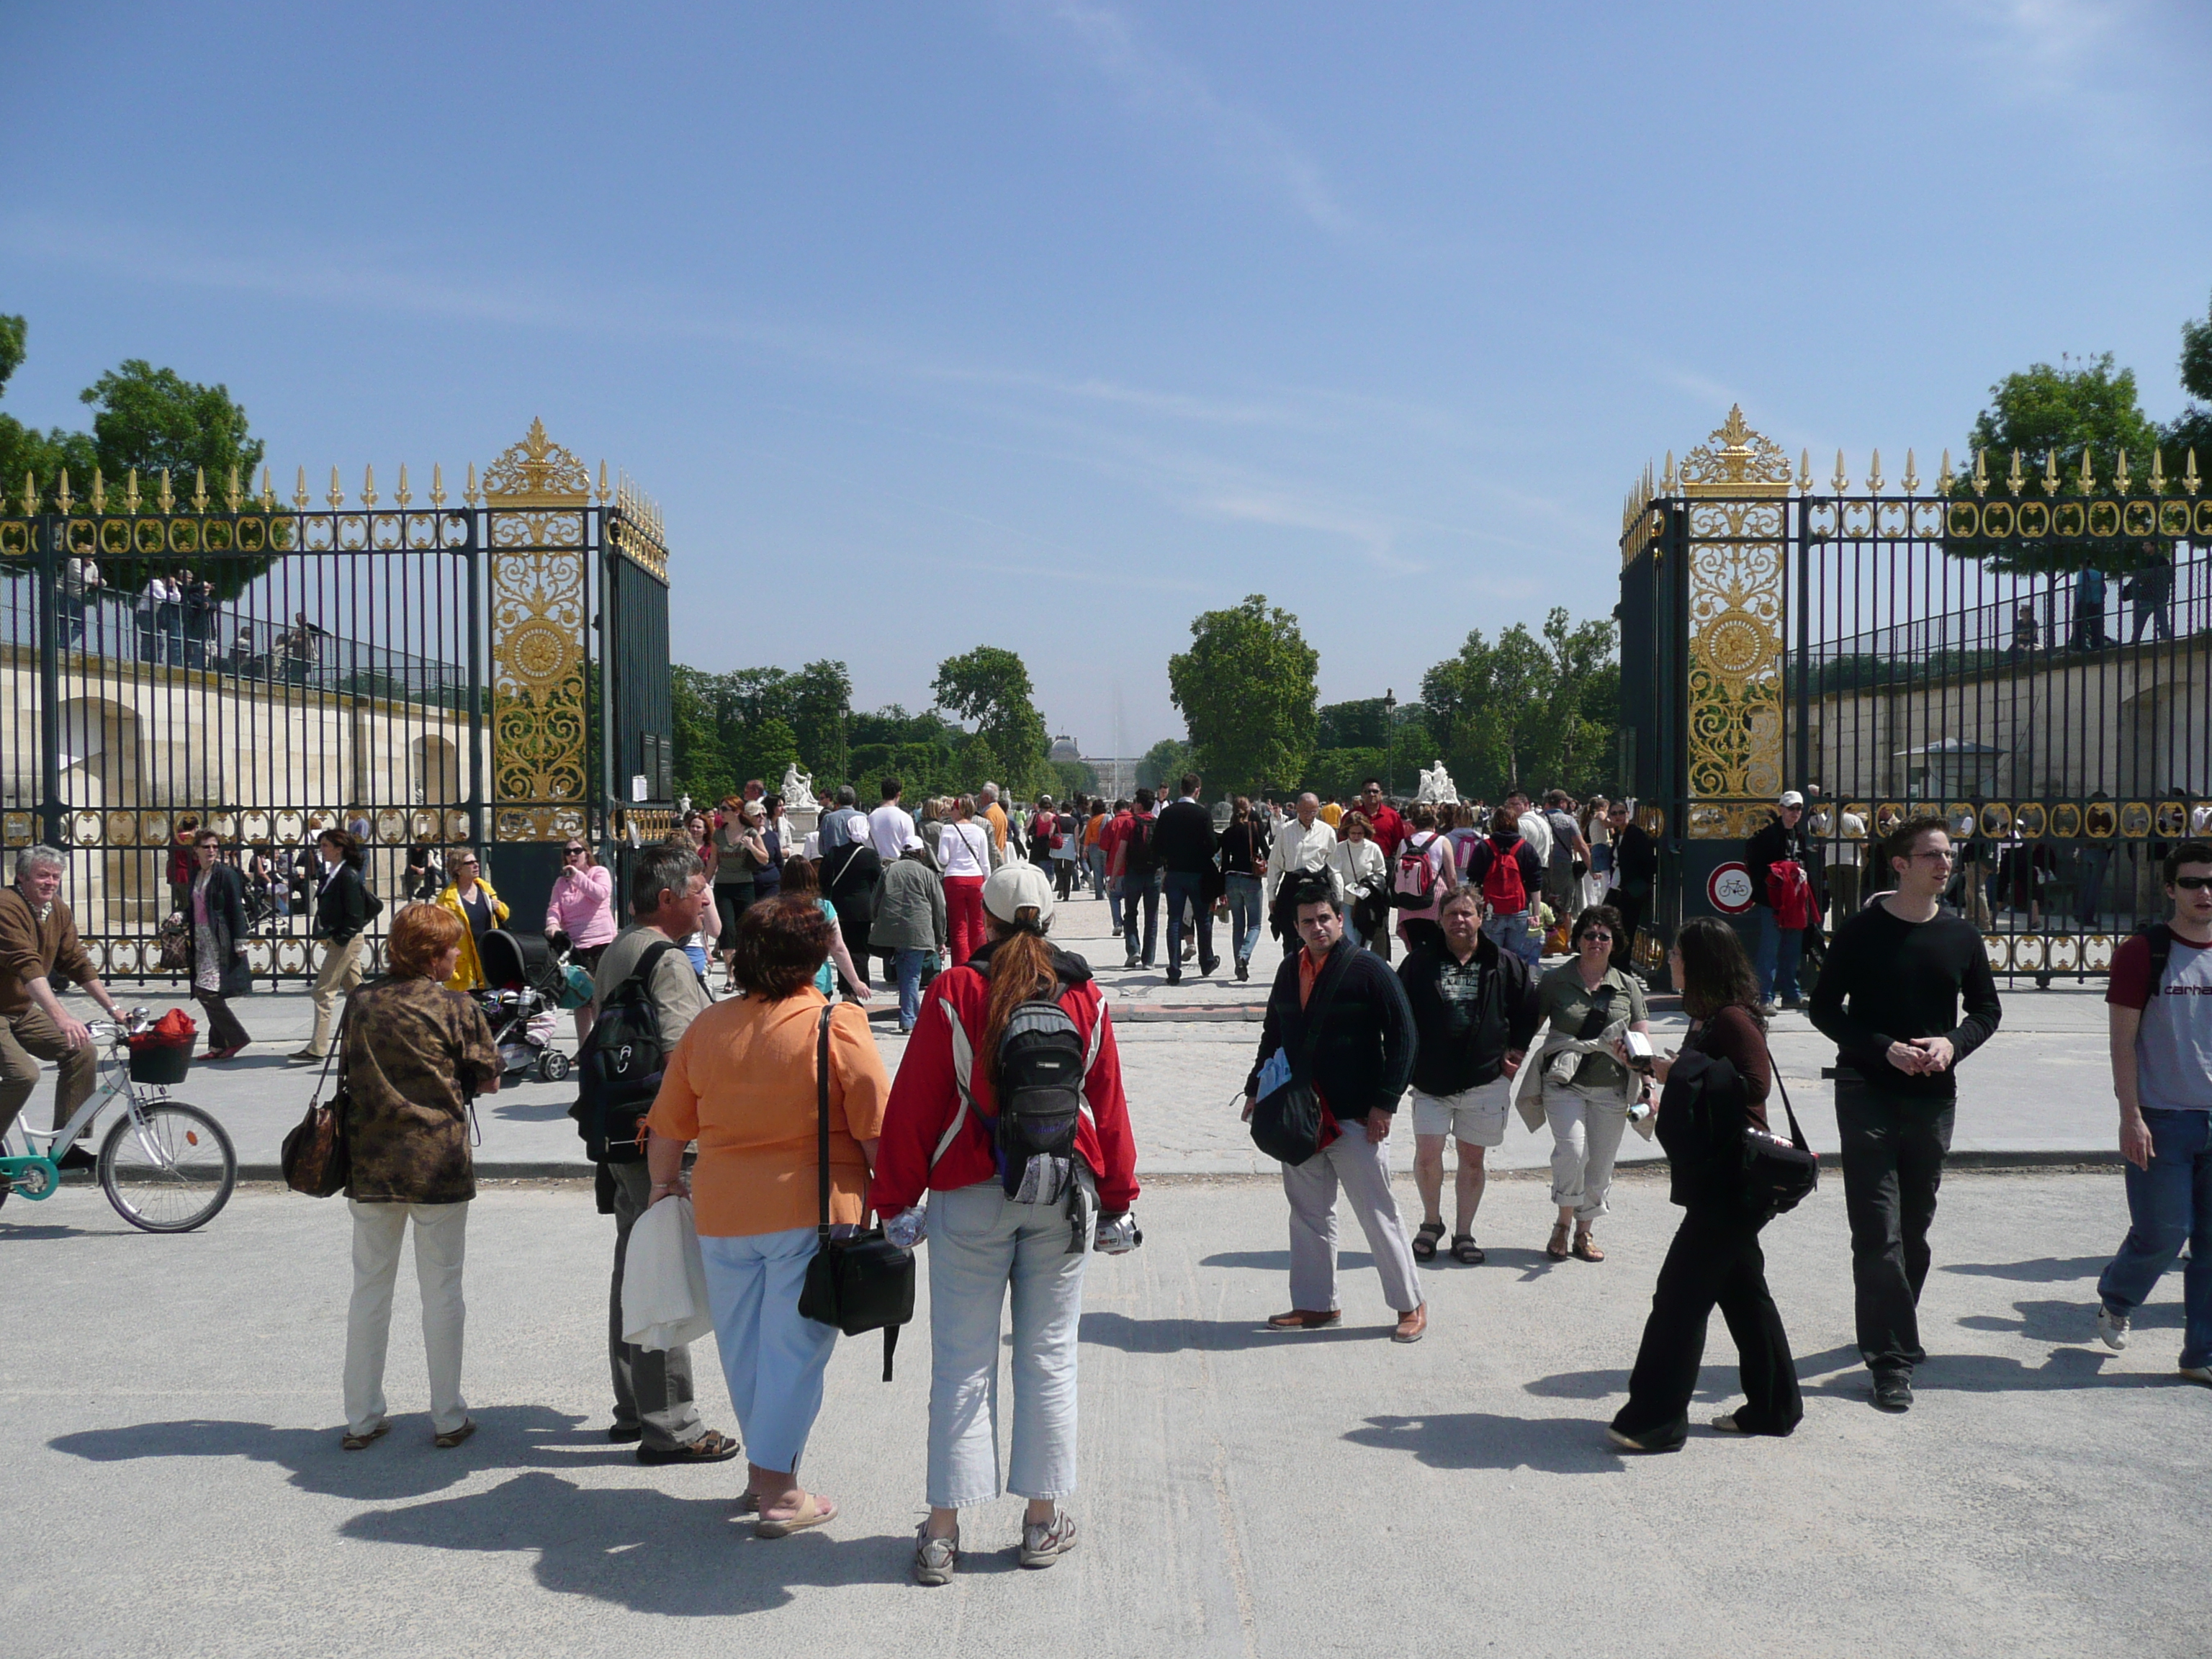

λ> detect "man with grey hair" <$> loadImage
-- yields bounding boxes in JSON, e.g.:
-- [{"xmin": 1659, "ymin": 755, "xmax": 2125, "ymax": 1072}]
[
  {"xmin": 819, "ymin": 784, "xmax": 864, "ymax": 854},
  {"xmin": 1264, "ymin": 792, "xmax": 1339, "ymax": 949},
  {"xmin": 979, "ymin": 782, "xmax": 1010, "ymax": 860},
  {"xmin": 584, "ymin": 843, "xmax": 737, "ymax": 1467},
  {"xmin": 1, "ymin": 847, "xmax": 126, "ymax": 1167}
]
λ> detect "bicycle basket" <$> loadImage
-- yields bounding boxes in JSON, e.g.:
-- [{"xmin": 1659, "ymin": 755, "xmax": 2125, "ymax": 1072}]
[{"xmin": 127, "ymin": 1037, "xmax": 194, "ymax": 1085}]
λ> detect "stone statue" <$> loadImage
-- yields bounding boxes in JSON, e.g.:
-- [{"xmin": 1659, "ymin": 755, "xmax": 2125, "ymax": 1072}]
[
  {"xmin": 779, "ymin": 763, "xmax": 814, "ymax": 805},
  {"xmin": 1414, "ymin": 760, "xmax": 1458, "ymax": 805}
]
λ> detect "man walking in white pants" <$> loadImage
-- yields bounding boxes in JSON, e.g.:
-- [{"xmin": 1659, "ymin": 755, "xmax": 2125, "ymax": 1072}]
[{"xmin": 1244, "ymin": 879, "xmax": 1425, "ymax": 1341}]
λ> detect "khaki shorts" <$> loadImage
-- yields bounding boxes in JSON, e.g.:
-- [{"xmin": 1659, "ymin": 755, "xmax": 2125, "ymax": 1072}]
[{"xmin": 1410, "ymin": 1079, "xmax": 1512, "ymax": 1146}]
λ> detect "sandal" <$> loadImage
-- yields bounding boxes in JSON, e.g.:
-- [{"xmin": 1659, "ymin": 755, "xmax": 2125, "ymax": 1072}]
[
  {"xmin": 1546, "ymin": 1221, "xmax": 1572, "ymax": 1262},
  {"xmin": 1451, "ymin": 1233, "xmax": 1485, "ymax": 1265},
  {"xmin": 340, "ymin": 1419, "xmax": 390, "ymax": 1452},
  {"xmin": 1412, "ymin": 1220, "xmax": 1445, "ymax": 1262},
  {"xmin": 1573, "ymin": 1230, "xmax": 1605, "ymax": 1263},
  {"xmin": 755, "ymin": 1491, "xmax": 837, "ymax": 1539}
]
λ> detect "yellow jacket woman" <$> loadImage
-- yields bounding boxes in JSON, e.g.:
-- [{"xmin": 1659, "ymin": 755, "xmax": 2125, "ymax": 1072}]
[{"xmin": 434, "ymin": 853, "xmax": 510, "ymax": 990}]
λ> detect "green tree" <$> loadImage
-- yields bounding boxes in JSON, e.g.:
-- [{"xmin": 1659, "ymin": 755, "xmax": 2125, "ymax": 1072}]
[
  {"xmin": 932, "ymin": 645, "xmax": 1050, "ymax": 794},
  {"xmin": 0, "ymin": 314, "xmax": 97, "ymax": 505},
  {"xmin": 1135, "ymin": 737, "xmax": 1195, "ymax": 791},
  {"xmin": 788, "ymin": 658, "xmax": 852, "ymax": 786},
  {"xmin": 1052, "ymin": 757, "xmax": 1100, "ymax": 801},
  {"xmin": 1317, "ymin": 697, "xmax": 1390, "ymax": 750},
  {"xmin": 670, "ymin": 664, "xmax": 737, "ymax": 806},
  {"xmin": 1421, "ymin": 607, "xmax": 1617, "ymax": 800},
  {"xmin": 2169, "ymin": 289, "xmax": 2212, "ymax": 463},
  {"xmin": 1168, "ymin": 595, "xmax": 1318, "ymax": 798}
]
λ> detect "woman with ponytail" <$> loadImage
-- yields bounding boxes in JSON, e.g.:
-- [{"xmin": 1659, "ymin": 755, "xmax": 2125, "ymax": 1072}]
[{"xmin": 871, "ymin": 863, "xmax": 1141, "ymax": 1587}]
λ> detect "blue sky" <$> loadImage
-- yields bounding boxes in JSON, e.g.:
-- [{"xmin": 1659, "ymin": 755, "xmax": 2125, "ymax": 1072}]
[{"xmin": 5, "ymin": 1, "xmax": 2208, "ymax": 756}]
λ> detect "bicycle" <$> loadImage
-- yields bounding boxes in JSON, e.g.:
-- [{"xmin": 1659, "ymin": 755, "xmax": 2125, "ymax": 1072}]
[{"xmin": 0, "ymin": 1010, "xmax": 238, "ymax": 1233}]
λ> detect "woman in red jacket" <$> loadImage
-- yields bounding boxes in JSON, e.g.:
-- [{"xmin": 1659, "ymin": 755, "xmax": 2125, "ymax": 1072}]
[{"xmin": 871, "ymin": 863, "xmax": 1140, "ymax": 1588}]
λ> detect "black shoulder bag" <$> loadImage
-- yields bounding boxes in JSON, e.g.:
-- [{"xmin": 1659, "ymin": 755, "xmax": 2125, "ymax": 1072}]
[
  {"xmin": 1248, "ymin": 953, "xmax": 1351, "ymax": 1165},
  {"xmin": 1738, "ymin": 1035, "xmax": 1817, "ymax": 1223},
  {"xmin": 796, "ymin": 1004, "xmax": 916, "ymax": 1380}
]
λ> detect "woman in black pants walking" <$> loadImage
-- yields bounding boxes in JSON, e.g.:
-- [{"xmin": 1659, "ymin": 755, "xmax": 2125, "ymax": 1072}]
[{"xmin": 1608, "ymin": 917, "xmax": 1802, "ymax": 1452}]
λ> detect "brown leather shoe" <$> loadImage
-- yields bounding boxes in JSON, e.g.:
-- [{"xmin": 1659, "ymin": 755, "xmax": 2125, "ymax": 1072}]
[
  {"xmin": 1392, "ymin": 1303, "xmax": 1428, "ymax": 1344},
  {"xmin": 1267, "ymin": 1308, "xmax": 1342, "ymax": 1331}
]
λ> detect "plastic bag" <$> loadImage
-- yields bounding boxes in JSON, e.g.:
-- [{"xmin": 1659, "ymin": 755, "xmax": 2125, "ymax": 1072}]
[{"xmin": 621, "ymin": 1195, "xmax": 713, "ymax": 1352}]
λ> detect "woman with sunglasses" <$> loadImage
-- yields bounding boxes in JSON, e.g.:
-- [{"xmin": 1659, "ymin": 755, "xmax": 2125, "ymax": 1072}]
[
  {"xmin": 434, "ymin": 850, "xmax": 509, "ymax": 992},
  {"xmin": 547, "ymin": 839, "xmax": 616, "ymax": 1040}
]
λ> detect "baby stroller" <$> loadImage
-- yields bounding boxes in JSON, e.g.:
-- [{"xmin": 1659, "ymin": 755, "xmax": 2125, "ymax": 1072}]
[{"xmin": 475, "ymin": 930, "xmax": 572, "ymax": 1083}]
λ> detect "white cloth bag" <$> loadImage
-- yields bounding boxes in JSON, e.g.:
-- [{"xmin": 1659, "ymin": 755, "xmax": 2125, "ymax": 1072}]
[{"xmin": 621, "ymin": 1195, "xmax": 714, "ymax": 1352}]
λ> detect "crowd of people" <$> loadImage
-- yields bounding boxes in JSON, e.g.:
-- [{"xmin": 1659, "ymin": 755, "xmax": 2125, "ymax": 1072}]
[{"xmin": 4, "ymin": 781, "xmax": 2210, "ymax": 1583}]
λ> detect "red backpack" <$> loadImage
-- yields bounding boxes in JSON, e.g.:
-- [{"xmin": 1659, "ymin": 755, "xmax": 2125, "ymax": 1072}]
[
  {"xmin": 1393, "ymin": 833, "xmax": 1444, "ymax": 908},
  {"xmin": 1478, "ymin": 835, "xmax": 1529, "ymax": 914}
]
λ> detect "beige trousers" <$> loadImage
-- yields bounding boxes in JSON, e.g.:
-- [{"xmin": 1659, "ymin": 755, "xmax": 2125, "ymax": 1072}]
[
  {"xmin": 306, "ymin": 934, "xmax": 365, "ymax": 1057},
  {"xmin": 0, "ymin": 1005, "xmax": 99, "ymax": 1142},
  {"xmin": 344, "ymin": 1199, "xmax": 469, "ymax": 1437}
]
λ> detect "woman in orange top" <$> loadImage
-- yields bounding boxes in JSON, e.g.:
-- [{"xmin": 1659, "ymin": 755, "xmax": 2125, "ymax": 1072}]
[{"xmin": 644, "ymin": 895, "xmax": 890, "ymax": 1539}]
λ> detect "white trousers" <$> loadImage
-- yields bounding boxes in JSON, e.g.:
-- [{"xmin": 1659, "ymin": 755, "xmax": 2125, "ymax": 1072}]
[
  {"xmin": 1282, "ymin": 1129, "xmax": 1421, "ymax": 1315},
  {"xmin": 344, "ymin": 1199, "xmax": 469, "ymax": 1436},
  {"xmin": 927, "ymin": 1181, "xmax": 1088, "ymax": 1509},
  {"xmin": 1546, "ymin": 1090, "xmax": 1630, "ymax": 1222}
]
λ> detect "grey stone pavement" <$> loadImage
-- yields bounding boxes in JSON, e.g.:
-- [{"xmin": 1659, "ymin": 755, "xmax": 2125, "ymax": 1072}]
[
  {"xmin": 4, "ymin": 1172, "xmax": 2207, "ymax": 1658},
  {"xmin": 44, "ymin": 891, "xmax": 2127, "ymax": 1177}
]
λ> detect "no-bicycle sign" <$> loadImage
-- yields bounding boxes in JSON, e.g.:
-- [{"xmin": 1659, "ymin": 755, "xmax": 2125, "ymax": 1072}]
[{"xmin": 1707, "ymin": 861, "xmax": 1756, "ymax": 915}]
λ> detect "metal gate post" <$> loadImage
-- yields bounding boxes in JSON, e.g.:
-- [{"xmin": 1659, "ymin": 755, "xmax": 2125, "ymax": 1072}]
[{"xmin": 35, "ymin": 512, "xmax": 62, "ymax": 848}]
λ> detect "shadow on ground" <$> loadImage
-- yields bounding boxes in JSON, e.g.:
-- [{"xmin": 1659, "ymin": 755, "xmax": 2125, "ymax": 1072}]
[
  {"xmin": 1943, "ymin": 1256, "xmax": 2107, "ymax": 1282},
  {"xmin": 1201, "ymin": 1250, "xmax": 1373, "ymax": 1272},
  {"xmin": 1081, "ymin": 1310, "xmax": 1390, "ymax": 1352},
  {"xmin": 48, "ymin": 1406, "xmax": 626, "ymax": 1502},
  {"xmin": 1345, "ymin": 1413, "xmax": 1625, "ymax": 1476}
]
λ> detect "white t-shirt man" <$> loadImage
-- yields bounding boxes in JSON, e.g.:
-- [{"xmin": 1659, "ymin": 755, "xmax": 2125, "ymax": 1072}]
[
  {"xmin": 868, "ymin": 799, "xmax": 915, "ymax": 861},
  {"xmin": 1518, "ymin": 810, "xmax": 1553, "ymax": 866}
]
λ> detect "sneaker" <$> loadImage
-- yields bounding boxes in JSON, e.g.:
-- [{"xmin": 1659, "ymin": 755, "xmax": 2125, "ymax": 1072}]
[
  {"xmin": 2180, "ymin": 1366, "xmax": 2212, "ymax": 1387},
  {"xmin": 1760, "ymin": 999, "xmax": 1783, "ymax": 1017},
  {"xmin": 1605, "ymin": 1422, "xmax": 1686, "ymax": 1454},
  {"xmin": 2096, "ymin": 1305, "xmax": 2131, "ymax": 1352},
  {"xmin": 1871, "ymin": 1375, "xmax": 1913, "ymax": 1413},
  {"xmin": 913, "ymin": 1525, "xmax": 959, "ymax": 1587},
  {"xmin": 1020, "ymin": 1509, "xmax": 1078, "ymax": 1568},
  {"xmin": 1165, "ymin": 971, "xmax": 1182, "ymax": 986},
  {"xmin": 1236, "ymin": 959, "xmax": 1249, "ymax": 982}
]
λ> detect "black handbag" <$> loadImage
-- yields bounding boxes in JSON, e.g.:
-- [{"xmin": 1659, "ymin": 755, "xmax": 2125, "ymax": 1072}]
[
  {"xmin": 1739, "ymin": 1038, "xmax": 1817, "ymax": 1223},
  {"xmin": 1248, "ymin": 950, "xmax": 1351, "ymax": 1165},
  {"xmin": 796, "ymin": 1005, "xmax": 915, "ymax": 1380},
  {"xmin": 280, "ymin": 1007, "xmax": 352, "ymax": 1198}
]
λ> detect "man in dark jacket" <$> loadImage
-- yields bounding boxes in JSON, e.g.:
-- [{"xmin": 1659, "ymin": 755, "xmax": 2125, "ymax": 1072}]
[
  {"xmin": 1152, "ymin": 772, "xmax": 1219, "ymax": 984},
  {"xmin": 1398, "ymin": 886, "xmax": 1540, "ymax": 1264},
  {"xmin": 1745, "ymin": 790, "xmax": 1814, "ymax": 1010},
  {"xmin": 1243, "ymin": 877, "xmax": 1425, "ymax": 1341},
  {"xmin": 1601, "ymin": 799, "xmax": 1658, "ymax": 972}
]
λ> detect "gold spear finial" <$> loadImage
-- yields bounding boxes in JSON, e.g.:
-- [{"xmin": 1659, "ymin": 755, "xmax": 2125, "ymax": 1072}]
[
  {"xmin": 2006, "ymin": 450, "xmax": 2025, "ymax": 498},
  {"xmin": 2188, "ymin": 449, "xmax": 2202, "ymax": 497},
  {"xmin": 327, "ymin": 466, "xmax": 344, "ymax": 509},
  {"xmin": 395, "ymin": 464, "xmax": 410, "ymax": 507},
  {"xmin": 158, "ymin": 468, "xmax": 175, "ymax": 514},
  {"xmin": 1660, "ymin": 451, "xmax": 1676, "ymax": 493},
  {"xmin": 598, "ymin": 459, "xmax": 610, "ymax": 504},
  {"xmin": 361, "ymin": 464, "xmax": 377, "ymax": 508},
  {"xmin": 2077, "ymin": 446, "xmax": 2095, "ymax": 493},
  {"xmin": 2042, "ymin": 448, "xmax": 2062, "ymax": 496},
  {"xmin": 1866, "ymin": 449, "xmax": 1884, "ymax": 494},
  {"xmin": 225, "ymin": 464, "xmax": 241, "ymax": 513},
  {"xmin": 55, "ymin": 469, "xmax": 73, "ymax": 514},
  {"xmin": 1902, "ymin": 449, "xmax": 1919, "ymax": 495},
  {"xmin": 430, "ymin": 463, "xmax": 446, "ymax": 508},
  {"xmin": 1798, "ymin": 449, "xmax": 1812, "ymax": 493},
  {"xmin": 2113, "ymin": 449, "xmax": 2131, "ymax": 494},
  {"xmin": 17, "ymin": 471, "xmax": 34, "ymax": 515},
  {"xmin": 126, "ymin": 467, "xmax": 141, "ymax": 514},
  {"xmin": 1833, "ymin": 449, "xmax": 1849, "ymax": 495},
  {"xmin": 1938, "ymin": 449, "xmax": 1955, "ymax": 496},
  {"xmin": 2151, "ymin": 449, "xmax": 2167, "ymax": 495},
  {"xmin": 1972, "ymin": 449, "xmax": 1989, "ymax": 498},
  {"xmin": 260, "ymin": 465, "xmax": 275, "ymax": 510},
  {"xmin": 91, "ymin": 467, "xmax": 106, "ymax": 514},
  {"xmin": 192, "ymin": 467, "xmax": 208, "ymax": 513},
  {"xmin": 464, "ymin": 462, "xmax": 479, "ymax": 507},
  {"xmin": 293, "ymin": 466, "xmax": 310, "ymax": 510}
]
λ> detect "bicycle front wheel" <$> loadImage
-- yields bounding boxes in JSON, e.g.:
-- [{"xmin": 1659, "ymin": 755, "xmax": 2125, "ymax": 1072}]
[{"xmin": 99, "ymin": 1102, "xmax": 238, "ymax": 1233}]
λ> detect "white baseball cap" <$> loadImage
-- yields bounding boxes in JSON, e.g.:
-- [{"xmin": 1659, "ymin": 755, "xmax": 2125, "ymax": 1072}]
[
  {"xmin": 982, "ymin": 862, "xmax": 1055, "ymax": 927},
  {"xmin": 1779, "ymin": 790, "xmax": 1806, "ymax": 808}
]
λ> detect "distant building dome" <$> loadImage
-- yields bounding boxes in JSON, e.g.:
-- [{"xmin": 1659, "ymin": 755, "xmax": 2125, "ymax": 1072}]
[{"xmin": 1048, "ymin": 736, "xmax": 1082, "ymax": 764}]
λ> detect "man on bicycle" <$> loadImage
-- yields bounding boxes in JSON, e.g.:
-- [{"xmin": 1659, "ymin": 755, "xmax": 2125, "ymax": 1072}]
[{"xmin": 0, "ymin": 845, "xmax": 127, "ymax": 1171}]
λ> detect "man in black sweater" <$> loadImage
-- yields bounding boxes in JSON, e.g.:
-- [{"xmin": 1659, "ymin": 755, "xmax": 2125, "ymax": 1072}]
[
  {"xmin": 1244, "ymin": 878, "xmax": 1424, "ymax": 1341},
  {"xmin": 1398, "ymin": 886, "xmax": 1541, "ymax": 1265},
  {"xmin": 1809, "ymin": 813, "xmax": 2002, "ymax": 1413},
  {"xmin": 1153, "ymin": 771, "xmax": 1220, "ymax": 985},
  {"xmin": 1601, "ymin": 799, "xmax": 1658, "ymax": 973}
]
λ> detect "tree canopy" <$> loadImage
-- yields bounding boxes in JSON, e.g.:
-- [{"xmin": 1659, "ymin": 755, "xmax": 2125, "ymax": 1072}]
[
  {"xmin": 2171, "ymin": 289, "xmax": 2212, "ymax": 462},
  {"xmin": 1421, "ymin": 606, "xmax": 1618, "ymax": 801},
  {"xmin": 669, "ymin": 658, "xmax": 853, "ymax": 808},
  {"xmin": 1135, "ymin": 737, "xmax": 1195, "ymax": 791},
  {"xmin": 932, "ymin": 644, "xmax": 1050, "ymax": 794},
  {"xmin": 1168, "ymin": 594, "xmax": 1318, "ymax": 798}
]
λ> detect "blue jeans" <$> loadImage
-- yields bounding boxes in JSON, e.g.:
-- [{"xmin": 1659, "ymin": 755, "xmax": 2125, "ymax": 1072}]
[
  {"xmin": 1086, "ymin": 847, "xmax": 1107, "ymax": 899},
  {"xmin": 1483, "ymin": 908, "xmax": 1539, "ymax": 970},
  {"xmin": 2099, "ymin": 1107, "xmax": 2212, "ymax": 1369},
  {"xmin": 1122, "ymin": 872, "xmax": 1161, "ymax": 965},
  {"xmin": 894, "ymin": 946, "xmax": 932, "ymax": 1031},
  {"xmin": 1163, "ymin": 871, "xmax": 1213, "ymax": 973},
  {"xmin": 699, "ymin": 1226, "xmax": 837, "ymax": 1475},
  {"xmin": 1226, "ymin": 873, "xmax": 1263, "ymax": 966},
  {"xmin": 1754, "ymin": 910, "xmax": 1803, "ymax": 1002}
]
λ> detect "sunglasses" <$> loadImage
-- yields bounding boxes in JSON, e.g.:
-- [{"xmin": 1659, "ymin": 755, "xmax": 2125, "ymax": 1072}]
[
  {"xmin": 564, "ymin": 846, "xmax": 586, "ymax": 855},
  {"xmin": 2175, "ymin": 875, "xmax": 2212, "ymax": 891}
]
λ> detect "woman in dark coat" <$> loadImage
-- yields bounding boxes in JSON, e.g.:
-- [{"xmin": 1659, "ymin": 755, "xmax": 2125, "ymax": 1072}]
[{"xmin": 184, "ymin": 830, "xmax": 254, "ymax": 1058}]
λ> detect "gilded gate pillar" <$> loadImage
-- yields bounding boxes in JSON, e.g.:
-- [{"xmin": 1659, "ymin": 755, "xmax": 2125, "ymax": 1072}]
[
  {"xmin": 481, "ymin": 419, "xmax": 593, "ymax": 843},
  {"xmin": 1677, "ymin": 407, "xmax": 1792, "ymax": 840}
]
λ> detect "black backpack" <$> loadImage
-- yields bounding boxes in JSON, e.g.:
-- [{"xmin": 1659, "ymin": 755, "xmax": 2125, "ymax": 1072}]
[
  {"xmin": 567, "ymin": 940, "xmax": 685, "ymax": 1164},
  {"xmin": 941, "ymin": 986, "xmax": 1099, "ymax": 1197},
  {"xmin": 1122, "ymin": 813, "xmax": 1157, "ymax": 878}
]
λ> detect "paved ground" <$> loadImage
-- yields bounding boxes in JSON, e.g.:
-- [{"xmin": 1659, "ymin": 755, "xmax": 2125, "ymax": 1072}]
[
  {"xmin": 45, "ymin": 894, "xmax": 2126, "ymax": 1177},
  {"xmin": 4, "ymin": 1172, "xmax": 2204, "ymax": 1658}
]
